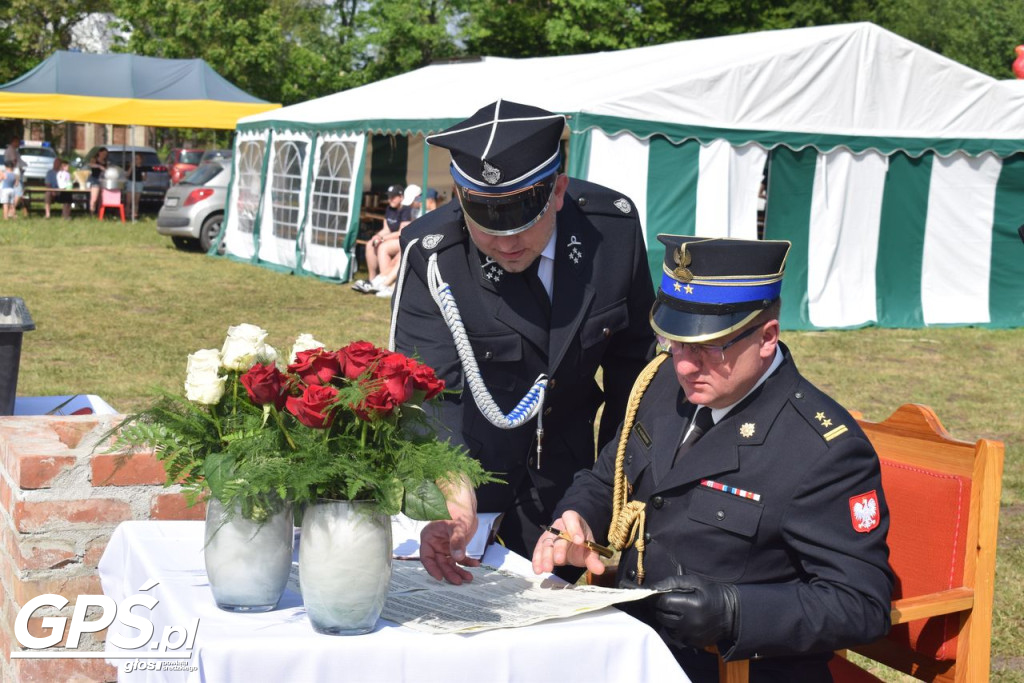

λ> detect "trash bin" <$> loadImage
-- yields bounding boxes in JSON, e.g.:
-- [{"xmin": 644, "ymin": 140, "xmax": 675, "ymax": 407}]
[{"xmin": 0, "ymin": 297, "xmax": 35, "ymax": 416}]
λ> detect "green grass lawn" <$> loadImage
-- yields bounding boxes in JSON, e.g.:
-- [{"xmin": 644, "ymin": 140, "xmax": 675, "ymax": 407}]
[{"xmin": 2, "ymin": 217, "xmax": 1021, "ymax": 679}]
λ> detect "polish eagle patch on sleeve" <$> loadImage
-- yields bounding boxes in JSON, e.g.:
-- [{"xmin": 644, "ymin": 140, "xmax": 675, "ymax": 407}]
[{"xmin": 849, "ymin": 490, "xmax": 880, "ymax": 532}]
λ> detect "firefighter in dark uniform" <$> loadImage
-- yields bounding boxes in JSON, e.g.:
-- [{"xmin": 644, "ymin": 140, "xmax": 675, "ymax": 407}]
[
  {"xmin": 533, "ymin": 236, "xmax": 893, "ymax": 682},
  {"xmin": 390, "ymin": 100, "xmax": 655, "ymax": 583}
]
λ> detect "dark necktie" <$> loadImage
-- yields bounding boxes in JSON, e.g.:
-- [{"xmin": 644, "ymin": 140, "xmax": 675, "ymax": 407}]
[
  {"xmin": 672, "ymin": 407, "xmax": 715, "ymax": 467},
  {"xmin": 523, "ymin": 259, "xmax": 551, "ymax": 321}
]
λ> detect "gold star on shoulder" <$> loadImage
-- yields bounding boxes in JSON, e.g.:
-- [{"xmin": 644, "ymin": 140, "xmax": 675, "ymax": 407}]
[
  {"xmin": 815, "ymin": 412, "xmax": 825, "ymax": 421},
  {"xmin": 673, "ymin": 282, "xmax": 682, "ymax": 292},
  {"xmin": 739, "ymin": 423, "xmax": 756, "ymax": 438},
  {"xmin": 822, "ymin": 418, "xmax": 832, "ymax": 427}
]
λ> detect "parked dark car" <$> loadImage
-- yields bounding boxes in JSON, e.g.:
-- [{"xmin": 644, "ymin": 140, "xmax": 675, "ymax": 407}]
[
  {"xmin": 84, "ymin": 145, "xmax": 170, "ymax": 207},
  {"xmin": 200, "ymin": 149, "xmax": 233, "ymax": 163},
  {"xmin": 166, "ymin": 148, "xmax": 204, "ymax": 184},
  {"xmin": 156, "ymin": 159, "xmax": 231, "ymax": 253}
]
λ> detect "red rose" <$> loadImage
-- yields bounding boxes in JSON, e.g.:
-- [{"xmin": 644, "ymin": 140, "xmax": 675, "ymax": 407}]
[
  {"xmin": 407, "ymin": 359, "xmax": 445, "ymax": 401},
  {"xmin": 285, "ymin": 384, "xmax": 339, "ymax": 428},
  {"xmin": 240, "ymin": 363, "xmax": 288, "ymax": 409},
  {"xmin": 352, "ymin": 385, "xmax": 399, "ymax": 420},
  {"xmin": 338, "ymin": 341, "xmax": 385, "ymax": 380},
  {"xmin": 288, "ymin": 348, "xmax": 342, "ymax": 386},
  {"xmin": 374, "ymin": 353, "xmax": 414, "ymax": 405}
]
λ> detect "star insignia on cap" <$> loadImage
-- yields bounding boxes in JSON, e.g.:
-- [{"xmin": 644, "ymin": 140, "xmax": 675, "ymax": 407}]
[
  {"xmin": 613, "ymin": 198, "xmax": 632, "ymax": 214},
  {"xmin": 739, "ymin": 423, "xmax": 756, "ymax": 438},
  {"xmin": 481, "ymin": 160, "xmax": 502, "ymax": 185},
  {"xmin": 684, "ymin": 284, "xmax": 694, "ymax": 295},
  {"xmin": 673, "ymin": 282, "xmax": 682, "ymax": 292},
  {"xmin": 422, "ymin": 234, "xmax": 444, "ymax": 250}
]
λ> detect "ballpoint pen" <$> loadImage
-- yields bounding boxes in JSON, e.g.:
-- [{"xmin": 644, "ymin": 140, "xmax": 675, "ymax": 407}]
[{"xmin": 541, "ymin": 524, "xmax": 615, "ymax": 559}]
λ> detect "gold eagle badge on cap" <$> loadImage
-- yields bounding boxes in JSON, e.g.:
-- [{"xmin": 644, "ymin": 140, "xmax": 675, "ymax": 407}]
[{"xmin": 673, "ymin": 245, "xmax": 694, "ymax": 282}]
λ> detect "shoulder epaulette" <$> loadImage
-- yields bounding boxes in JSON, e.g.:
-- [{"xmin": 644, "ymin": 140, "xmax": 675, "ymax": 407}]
[
  {"xmin": 789, "ymin": 386, "xmax": 850, "ymax": 444},
  {"xmin": 566, "ymin": 178, "xmax": 637, "ymax": 219}
]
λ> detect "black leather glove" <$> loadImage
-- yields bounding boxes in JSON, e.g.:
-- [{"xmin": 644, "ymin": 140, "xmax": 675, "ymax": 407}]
[{"xmin": 651, "ymin": 574, "xmax": 739, "ymax": 649}]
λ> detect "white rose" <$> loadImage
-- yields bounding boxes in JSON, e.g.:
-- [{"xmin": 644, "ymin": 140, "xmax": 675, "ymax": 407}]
[
  {"xmin": 289, "ymin": 333, "xmax": 324, "ymax": 363},
  {"xmin": 185, "ymin": 349, "xmax": 227, "ymax": 405},
  {"xmin": 220, "ymin": 323, "xmax": 270, "ymax": 371}
]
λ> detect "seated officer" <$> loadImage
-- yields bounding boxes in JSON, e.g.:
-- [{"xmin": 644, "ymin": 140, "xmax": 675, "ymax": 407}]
[
  {"xmin": 391, "ymin": 100, "xmax": 655, "ymax": 583},
  {"xmin": 533, "ymin": 235, "xmax": 893, "ymax": 682}
]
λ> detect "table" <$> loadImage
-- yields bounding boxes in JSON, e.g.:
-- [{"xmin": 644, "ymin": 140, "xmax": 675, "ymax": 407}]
[
  {"xmin": 22, "ymin": 186, "xmax": 91, "ymax": 215},
  {"xmin": 99, "ymin": 521, "xmax": 688, "ymax": 683}
]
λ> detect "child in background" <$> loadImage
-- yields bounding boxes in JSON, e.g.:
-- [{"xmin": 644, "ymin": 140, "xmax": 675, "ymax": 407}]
[{"xmin": 1, "ymin": 161, "xmax": 18, "ymax": 219}]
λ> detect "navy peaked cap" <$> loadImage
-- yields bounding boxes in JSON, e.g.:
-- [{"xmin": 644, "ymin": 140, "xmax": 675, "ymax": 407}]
[{"xmin": 650, "ymin": 235, "xmax": 791, "ymax": 343}]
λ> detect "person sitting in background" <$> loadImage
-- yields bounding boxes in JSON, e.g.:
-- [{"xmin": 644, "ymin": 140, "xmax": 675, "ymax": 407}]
[
  {"xmin": 44, "ymin": 157, "xmax": 71, "ymax": 219},
  {"xmin": 88, "ymin": 147, "xmax": 109, "ymax": 214},
  {"xmin": 352, "ymin": 184, "xmax": 413, "ymax": 294},
  {"xmin": 412, "ymin": 187, "xmax": 442, "ymax": 214}
]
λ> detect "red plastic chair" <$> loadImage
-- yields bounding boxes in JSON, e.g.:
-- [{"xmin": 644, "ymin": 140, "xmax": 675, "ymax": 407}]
[{"xmin": 99, "ymin": 188, "xmax": 125, "ymax": 222}]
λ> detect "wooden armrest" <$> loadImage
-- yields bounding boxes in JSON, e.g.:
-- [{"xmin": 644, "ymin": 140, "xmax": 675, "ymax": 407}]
[{"xmin": 890, "ymin": 587, "xmax": 974, "ymax": 625}]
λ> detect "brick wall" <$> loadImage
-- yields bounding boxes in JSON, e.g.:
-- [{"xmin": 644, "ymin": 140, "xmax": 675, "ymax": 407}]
[{"xmin": 0, "ymin": 415, "xmax": 205, "ymax": 683}]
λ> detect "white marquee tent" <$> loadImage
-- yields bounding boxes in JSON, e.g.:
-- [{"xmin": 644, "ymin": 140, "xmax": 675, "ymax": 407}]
[{"xmin": 222, "ymin": 22, "xmax": 1024, "ymax": 329}]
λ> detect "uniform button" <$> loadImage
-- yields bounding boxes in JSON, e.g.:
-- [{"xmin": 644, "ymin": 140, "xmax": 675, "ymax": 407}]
[
  {"xmin": 651, "ymin": 496, "xmax": 664, "ymax": 509},
  {"xmin": 548, "ymin": 379, "xmax": 557, "ymax": 390},
  {"xmin": 544, "ymin": 407, "xmax": 552, "ymax": 416},
  {"xmin": 528, "ymin": 456, "xmax": 536, "ymax": 467},
  {"xmin": 627, "ymin": 568, "xmax": 636, "ymax": 579},
  {"xmin": 484, "ymin": 351, "xmax": 493, "ymax": 360},
  {"xmin": 578, "ymin": 196, "xmax": 588, "ymax": 207},
  {"xmin": 643, "ymin": 532, "xmax": 652, "ymax": 543},
  {"xmin": 626, "ymin": 455, "xmax": 632, "ymax": 464},
  {"xmin": 602, "ymin": 327, "xmax": 611, "ymax": 338},
  {"xmin": 794, "ymin": 391, "xmax": 803, "ymax": 399},
  {"xmin": 716, "ymin": 510, "xmax": 726, "ymax": 520}
]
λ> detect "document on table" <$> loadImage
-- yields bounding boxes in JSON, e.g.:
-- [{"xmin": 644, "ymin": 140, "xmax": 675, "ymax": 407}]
[{"xmin": 381, "ymin": 562, "xmax": 657, "ymax": 634}]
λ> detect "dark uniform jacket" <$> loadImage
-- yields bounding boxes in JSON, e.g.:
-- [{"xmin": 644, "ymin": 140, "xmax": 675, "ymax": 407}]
[
  {"xmin": 394, "ymin": 179, "xmax": 655, "ymax": 552},
  {"xmin": 557, "ymin": 344, "xmax": 893, "ymax": 682}
]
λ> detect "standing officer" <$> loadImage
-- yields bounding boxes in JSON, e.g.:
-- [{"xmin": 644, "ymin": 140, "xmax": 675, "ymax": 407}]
[
  {"xmin": 390, "ymin": 100, "xmax": 655, "ymax": 582},
  {"xmin": 533, "ymin": 236, "xmax": 893, "ymax": 682}
]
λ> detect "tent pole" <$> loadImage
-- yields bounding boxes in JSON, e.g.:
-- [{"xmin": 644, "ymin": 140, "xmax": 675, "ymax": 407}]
[
  {"xmin": 421, "ymin": 136, "xmax": 429, "ymax": 218},
  {"xmin": 130, "ymin": 124, "xmax": 135, "ymax": 223}
]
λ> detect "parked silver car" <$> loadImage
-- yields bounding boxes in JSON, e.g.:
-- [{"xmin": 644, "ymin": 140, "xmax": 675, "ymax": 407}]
[
  {"xmin": 18, "ymin": 144, "xmax": 57, "ymax": 185},
  {"xmin": 156, "ymin": 159, "xmax": 231, "ymax": 253}
]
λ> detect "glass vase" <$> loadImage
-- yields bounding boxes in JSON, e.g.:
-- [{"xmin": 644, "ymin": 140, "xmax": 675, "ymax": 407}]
[
  {"xmin": 299, "ymin": 499, "xmax": 393, "ymax": 635},
  {"xmin": 204, "ymin": 497, "xmax": 294, "ymax": 612}
]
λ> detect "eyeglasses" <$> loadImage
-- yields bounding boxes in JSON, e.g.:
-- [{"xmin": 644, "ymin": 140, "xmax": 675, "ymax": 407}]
[{"xmin": 665, "ymin": 324, "xmax": 762, "ymax": 365}]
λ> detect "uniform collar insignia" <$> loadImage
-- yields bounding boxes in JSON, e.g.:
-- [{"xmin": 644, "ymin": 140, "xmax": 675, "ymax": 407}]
[
  {"xmin": 739, "ymin": 422, "xmax": 756, "ymax": 438},
  {"xmin": 566, "ymin": 234, "xmax": 584, "ymax": 266},
  {"xmin": 422, "ymin": 234, "xmax": 444, "ymax": 250},
  {"xmin": 480, "ymin": 256, "xmax": 504, "ymax": 282},
  {"xmin": 613, "ymin": 197, "xmax": 632, "ymax": 214}
]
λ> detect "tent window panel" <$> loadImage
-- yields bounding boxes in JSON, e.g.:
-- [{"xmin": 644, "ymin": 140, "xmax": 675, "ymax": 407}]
[
  {"xmin": 236, "ymin": 139, "xmax": 267, "ymax": 235},
  {"xmin": 271, "ymin": 140, "xmax": 308, "ymax": 241},
  {"xmin": 310, "ymin": 140, "xmax": 357, "ymax": 249}
]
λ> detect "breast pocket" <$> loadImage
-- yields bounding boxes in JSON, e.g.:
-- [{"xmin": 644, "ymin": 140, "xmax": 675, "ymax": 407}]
[
  {"xmin": 467, "ymin": 331, "xmax": 523, "ymax": 392},
  {"xmin": 681, "ymin": 487, "xmax": 763, "ymax": 581},
  {"xmin": 581, "ymin": 299, "xmax": 629, "ymax": 350}
]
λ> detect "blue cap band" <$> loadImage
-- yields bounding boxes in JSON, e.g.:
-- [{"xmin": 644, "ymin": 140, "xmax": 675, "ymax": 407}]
[{"xmin": 660, "ymin": 273, "xmax": 782, "ymax": 305}]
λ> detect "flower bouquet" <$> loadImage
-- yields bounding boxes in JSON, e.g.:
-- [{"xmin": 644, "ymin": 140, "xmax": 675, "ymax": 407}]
[{"xmin": 110, "ymin": 323, "xmax": 492, "ymax": 618}]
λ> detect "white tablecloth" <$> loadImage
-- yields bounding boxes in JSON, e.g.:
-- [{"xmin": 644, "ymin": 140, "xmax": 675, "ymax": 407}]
[{"xmin": 99, "ymin": 521, "xmax": 688, "ymax": 683}]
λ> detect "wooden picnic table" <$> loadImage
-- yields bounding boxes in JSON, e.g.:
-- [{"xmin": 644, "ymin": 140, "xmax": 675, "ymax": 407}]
[{"xmin": 22, "ymin": 186, "xmax": 92, "ymax": 215}]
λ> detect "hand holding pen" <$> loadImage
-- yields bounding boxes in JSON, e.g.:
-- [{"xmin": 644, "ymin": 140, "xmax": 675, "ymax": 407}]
[{"xmin": 531, "ymin": 512, "xmax": 614, "ymax": 577}]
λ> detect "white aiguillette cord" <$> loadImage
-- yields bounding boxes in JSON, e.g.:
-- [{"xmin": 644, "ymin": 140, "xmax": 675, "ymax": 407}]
[{"xmin": 389, "ymin": 238, "xmax": 548, "ymax": 468}]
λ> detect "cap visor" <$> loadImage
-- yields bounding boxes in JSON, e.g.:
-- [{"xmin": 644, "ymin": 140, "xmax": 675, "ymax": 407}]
[
  {"xmin": 457, "ymin": 180, "xmax": 553, "ymax": 235},
  {"xmin": 650, "ymin": 299, "xmax": 762, "ymax": 343}
]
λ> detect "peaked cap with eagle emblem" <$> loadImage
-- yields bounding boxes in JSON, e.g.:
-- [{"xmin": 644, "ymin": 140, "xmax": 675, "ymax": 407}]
[
  {"xmin": 426, "ymin": 99, "xmax": 566, "ymax": 236},
  {"xmin": 651, "ymin": 235, "xmax": 791, "ymax": 343}
]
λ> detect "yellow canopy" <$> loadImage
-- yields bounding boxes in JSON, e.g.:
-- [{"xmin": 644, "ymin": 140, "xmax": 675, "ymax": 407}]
[{"xmin": 0, "ymin": 51, "xmax": 280, "ymax": 130}]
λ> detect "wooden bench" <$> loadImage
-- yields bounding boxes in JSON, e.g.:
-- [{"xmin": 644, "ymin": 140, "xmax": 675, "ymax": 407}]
[{"xmin": 714, "ymin": 404, "xmax": 1004, "ymax": 683}]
